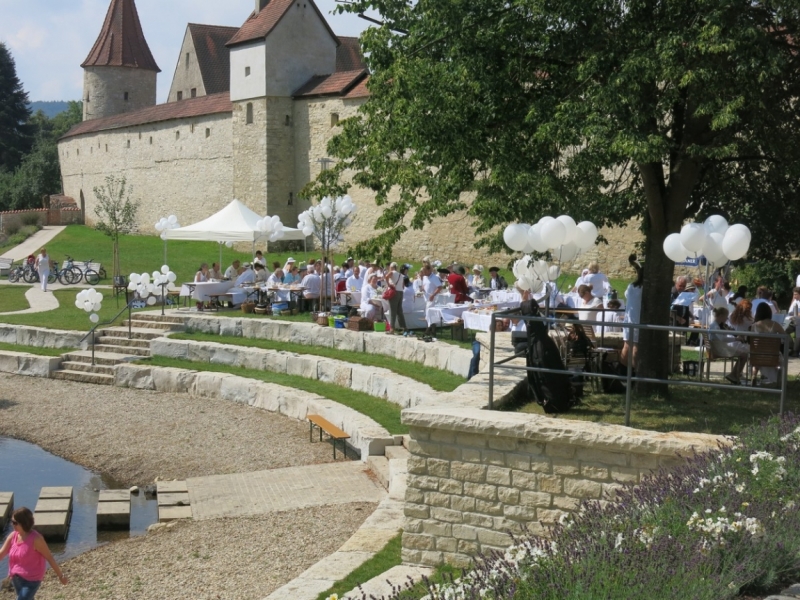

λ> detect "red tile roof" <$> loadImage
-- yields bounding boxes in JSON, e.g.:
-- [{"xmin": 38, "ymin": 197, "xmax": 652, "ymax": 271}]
[
  {"xmin": 293, "ymin": 70, "xmax": 367, "ymax": 98},
  {"xmin": 227, "ymin": 0, "xmax": 338, "ymax": 48},
  {"xmin": 81, "ymin": 0, "xmax": 160, "ymax": 72},
  {"xmin": 60, "ymin": 92, "xmax": 232, "ymax": 139},
  {"xmin": 344, "ymin": 76, "xmax": 370, "ymax": 99},
  {"xmin": 336, "ymin": 37, "xmax": 366, "ymax": 72},
  {"xmin": 188, "ymin": 24, "xmax": 239, "ymax": 95}
]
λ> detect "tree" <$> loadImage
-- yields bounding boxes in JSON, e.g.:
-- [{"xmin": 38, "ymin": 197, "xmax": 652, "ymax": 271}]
[
  {"xmin": 308, "ymin": 0, "xmax": 800, "ymax": 390},
  {"xmin": 0, "ymin": 42, "xmax": 32, "ymax": 173},
  {"xmin": 94, "ymin": 176, "xmax": 139, "ymax": 278}
]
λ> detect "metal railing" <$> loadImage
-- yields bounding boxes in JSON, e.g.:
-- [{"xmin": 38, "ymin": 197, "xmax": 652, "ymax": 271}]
[
  {"xmin": 79, "ymin": 301, "xmax": 135, "ymax": 366},
  {"xmin": 487, "ymin": 309, "xmax": 791, "ymax": 426}
]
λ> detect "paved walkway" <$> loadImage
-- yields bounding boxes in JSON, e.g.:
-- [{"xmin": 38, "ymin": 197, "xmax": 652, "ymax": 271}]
[
  {"xmin": 187, "ymin": 462, "xmax": 386, "ymax": 521},
  {"xmin": 0, "ymin": 286, "xmax": 59, "ymax": 316},
  {"xmin": 0, "ymin": 226, "xmax": 66, "ymax": 261}
]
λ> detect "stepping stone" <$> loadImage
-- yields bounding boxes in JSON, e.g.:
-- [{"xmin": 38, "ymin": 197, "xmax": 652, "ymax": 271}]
[
  {"xmin": 33, "ymin": 487, "xmax": 72, "ymax": 541},
  {"xmin": 97, "ymin": 490, "xmax": 131, "ymax": 529},
  {"xmin": 0, "ymin": 492, "xmax": 13, "ymax": 528},
  {"xmin": 159, "ymin": 505, "xmax": 193, "ymax": 522},
  {"xmin": 156, "ymin": 481, "xmax": 192, "ymax": 522},
  {"xmin": 156, "ymin": 480, "xmax": 187, "ymax": 494},
  {"xmin": 157, "ymin": 492, "xmax": 190, "ymax": 507}
]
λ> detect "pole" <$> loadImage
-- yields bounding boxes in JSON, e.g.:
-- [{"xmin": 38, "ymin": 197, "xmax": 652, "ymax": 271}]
[
  {"xmin": 128, "ymin": 302, "xmax": 132, "ymax": 340},
  {"xmin": 624, "ymin": 321, "xmax": 633, "ymax": 427},
  {"xmin": 489, "ymin": 313, "xmax": 496, "ymax": 410},
  {"xmin": 163, "ymin": 239, "xmax": 167, "ymax": 265},
  {"xmin": 780, "ymin": 333, "xmax": 789, "ymax": 415},
  {"xmin": 161, "ymin": 283, "xmax": 166, "ymax": 316}
]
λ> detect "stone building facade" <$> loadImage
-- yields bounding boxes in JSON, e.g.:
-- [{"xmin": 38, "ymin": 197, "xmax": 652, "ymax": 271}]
[{"xmin": 59, "ymin": 0, "xmax": 644, "ymax": 276}]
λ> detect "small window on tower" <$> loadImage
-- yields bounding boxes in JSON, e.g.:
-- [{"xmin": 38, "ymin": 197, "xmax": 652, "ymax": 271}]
[
  {"xmin": 330, "ymin": 113, "xmax": 339, "ymax": 127},
  {"xmin": 138, "ymin": 132, "xmax": 141, "ymax": 140},
  {"xmin": 185, "ymin": 53, "xmax": 190, "ymax": 69},
  {"xmin": 86, "ymin": 94, "xmax": 90, "ymax": 103},
  {"xmin": 288, "ymin": 192, "xmax": 294, "ymax": 206},
  {"xmin": 245, "ymin": 66, "xmax": 251, "ymax": 77},
  {"xmin": 177, "ymin": 91, "xmax": 183, "ymax": 101},
  {"xmin": 205, "ymin": 128, "xmax": 211, "ymax": 138},
  {"xmin": 285, "ymin": 115, "xmax": 292, "ymax": 126},
  {"xmin": 190, "ymin": 124, "xmax": 195, "ymax": 133},
  {"xmin": 126, "ymin": 140, "xmax": 130, "ymax": 148},
  {"xmin": 191, "ymin": 88, "xmax": 197, "ymax": 98},
  {"xmin": 105, "ymin": 144, "xmax": 108, "ymax": 152},
  {"xmin": 124, "ymin": 92, "xmax": 129, "ymax": 101},
  {"xmin": 176, "ymin": 131, "xmax": 180, "ymax": 140},
  {"xmin": 246, "ymin": 103, "xmax": 254, "ymax": 124},
  {"xmin": 76, "ymin": 149, "xmax": 80, "ymax": 156},
  {"xmin": 149, "ymin": 137, "xmax": 153, "ymax": 145}
]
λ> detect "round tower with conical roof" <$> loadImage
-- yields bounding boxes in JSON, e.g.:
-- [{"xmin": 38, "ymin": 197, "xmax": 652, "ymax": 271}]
[{"xmin": 81, "ymin": 0, "xmax": 161, "ymax": 121}]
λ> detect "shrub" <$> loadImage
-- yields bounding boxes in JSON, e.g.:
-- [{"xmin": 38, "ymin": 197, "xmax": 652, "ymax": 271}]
[
  {"xmin": 20, "ymin": 213, "xmax": 41, "ymax": 226},
  {"xmin": 4, "ymin": 222, "xmax": 20, "ymax": 236},
  {"xmin": 377, "ymin": 414, "xmax": 800, "ymax": 600},
  {"xmin": 733, "ymin": 260, "xmax": 800, "ymax": 306}
]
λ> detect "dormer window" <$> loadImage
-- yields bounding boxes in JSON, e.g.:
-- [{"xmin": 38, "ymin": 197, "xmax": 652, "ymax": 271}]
[
  {"xmin": 245, "ymin": 66, "xmax": 251, "ymax": 77},
  {"xmin": 177, "ymin": 91, "xmax": 183, "ymax": 101}
]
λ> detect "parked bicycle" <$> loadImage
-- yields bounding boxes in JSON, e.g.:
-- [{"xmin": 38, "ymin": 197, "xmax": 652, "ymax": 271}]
[
  {"xmin": 7, "ymin": 261, "xmax": 25, "ymax": 283},
  {"xmin": 22, "ymin": 262, "xmax": 57, "ymax": 285},
  {"xmin": 55, "ymin": 255, "xmax": 83, "ymax": 285},
  {"xmin": 79, "ymin": 258, "xmax": 102, "ymax": 285}
]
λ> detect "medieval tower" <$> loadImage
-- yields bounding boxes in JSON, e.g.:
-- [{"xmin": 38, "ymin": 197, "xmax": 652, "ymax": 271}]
[{"xmin": 81, "ymin": 0, "xmax": 160, "ymax": 121}]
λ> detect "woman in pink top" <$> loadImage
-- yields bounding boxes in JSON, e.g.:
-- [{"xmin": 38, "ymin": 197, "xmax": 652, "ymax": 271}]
[{"xmin": 0, "ymin": 507, "xmax": 67, "ymax": 598}]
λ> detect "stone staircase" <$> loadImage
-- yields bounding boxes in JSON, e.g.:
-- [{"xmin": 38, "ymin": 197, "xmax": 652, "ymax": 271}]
[{"xmin": 52, "ymin": 314, "xmax": 185, "ymax": 385}]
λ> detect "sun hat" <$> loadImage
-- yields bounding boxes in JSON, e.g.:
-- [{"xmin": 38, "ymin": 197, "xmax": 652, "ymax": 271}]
[
  {"xmin": 472, "ymin": 264, "xmax": 483, "ymax": 272},
  {"xmin": 286, "ymin": 257, "xmax": 296, "ymax": 263}
]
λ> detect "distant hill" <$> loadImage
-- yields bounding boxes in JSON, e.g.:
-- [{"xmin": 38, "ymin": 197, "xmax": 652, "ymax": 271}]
[{"xmin": 28, "ymin": 101, "xmax": 72, "ymax": 118}]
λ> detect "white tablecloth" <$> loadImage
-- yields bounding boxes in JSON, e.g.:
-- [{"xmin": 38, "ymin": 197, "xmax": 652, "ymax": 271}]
[
  {"xmin": 181, "ymin": 281, "xmax": 234, "ymax": 302},
  {"xmin": 489, "ymin": 290, "xmax": 522, "ymax": 304},
  {"xmin": 426, "ymin": 303, "xmax": 472, "ymax": 326}
]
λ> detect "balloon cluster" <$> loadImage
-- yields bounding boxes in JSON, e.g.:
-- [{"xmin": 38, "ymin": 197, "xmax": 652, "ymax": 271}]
[
  {"xmin": 504, "ymin": 216, "xmax": 598, "ymax": 262},
  {"xmin": 155, "ymin": 215, "xmax": 180, "ymax": 240},
  {"xmin": 75, "ymin": 288, "xmax": 104, "ymax": 323},
  {"xmin": 663, "ymin": 216, "xmax": 751, "ymax": 265},
  {"xmin": 127, "ymin": 266, "xmax": 177, "ymax": 306},
  {"xmin": 512, "ymin": 257, "xmax": 561, "ymax": 293},
  {"xmin": 256, "ymin": 215, "xmax": 285, "ymax": 242},
  {"xmin": 298, "ymin": 195, "xmax": 356, "ymax": 237}
]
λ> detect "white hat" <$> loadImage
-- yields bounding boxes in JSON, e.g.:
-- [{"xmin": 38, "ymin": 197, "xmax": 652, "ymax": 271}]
[
  {"xmin": 286, "ymin": 257, "xmax": 296, "ymax": 263},
  {"xmin": 472, "ymin": 264, "xmax": 483, "ymax": 272}
]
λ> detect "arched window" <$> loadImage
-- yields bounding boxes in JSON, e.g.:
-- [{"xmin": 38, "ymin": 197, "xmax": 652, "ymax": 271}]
[{"xmin": 246, "ymin": 103, "xmax": 254, "ymax": 125}]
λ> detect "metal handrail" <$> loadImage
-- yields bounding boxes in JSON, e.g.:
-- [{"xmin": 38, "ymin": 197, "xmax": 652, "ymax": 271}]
[
  {"xmin": 79, "ymin": 300, "xmax": 135, "ymax": 366},
  {"xmin": 488, "ymin": 309, "xmax": 791, "ymax": 426}
]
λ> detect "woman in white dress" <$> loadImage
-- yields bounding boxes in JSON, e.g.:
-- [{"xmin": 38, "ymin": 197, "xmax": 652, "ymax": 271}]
[
  {"xmin": 709, "ymin": 306, "xmax": 749, "ymax": 384},
  {"xmin": 360, "ymin": 274, "xmax": 383, "ymax": 321},
  {"xmin": 620, "ymin": 255, "xmax": 643, "ymax": 369},
  {"xmin": 34, "ymin": 248, "xmax": 51, "ymax": 292},
  {"xmin": 577, "ymin": 284, "xmax": 602, "ymax": 324}
]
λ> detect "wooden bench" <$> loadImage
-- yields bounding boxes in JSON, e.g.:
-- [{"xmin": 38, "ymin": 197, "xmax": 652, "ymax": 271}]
[
  {"xmin": 0, "ymin": 257, "xmax": 12, "ymax": 276},
  {"xmin": 307, "ymin": 414, "xmax": 350, "ymax": 459}
]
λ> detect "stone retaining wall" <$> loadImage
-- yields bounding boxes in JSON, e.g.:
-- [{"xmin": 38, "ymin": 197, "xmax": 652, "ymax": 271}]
[
  {"xmin": 400, "ymin": 406, "xmax": 723, "ymax": 568},
  {"xmin": 113, "ymin": 363, "xmax": 397, "ymax": 459},
  {"xmin": 178, "ymin": 315, "xmax": 473, "ymax": 379},
  {"xmin": 0, "ymin": 326, "xmax": 86, "ymax": 350},
  {"xmin": 0, "ymin": 351, "xmax": 62, "ymax": 378}
]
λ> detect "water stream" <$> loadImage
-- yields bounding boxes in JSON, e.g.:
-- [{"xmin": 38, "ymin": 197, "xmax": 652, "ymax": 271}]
[{"xmin": 0, "ymin": 437, "xmax": 158, "ymax": 574}]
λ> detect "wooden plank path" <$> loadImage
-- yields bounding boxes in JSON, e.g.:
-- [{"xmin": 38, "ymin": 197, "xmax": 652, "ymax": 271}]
[
  {"xmin": 34, "ymin": 487, "xmax": 72, "ymax": 541},
  {"xmin": 97, "ymin": 489, "xmax": 131, "ymax": 528},
  {"xmin": 0, "ymin": 492, "xmax": 13, "ymax": 529},
  {"xmin": 157, "ymin": 481, "xmax": 193, "ymax": 522}
]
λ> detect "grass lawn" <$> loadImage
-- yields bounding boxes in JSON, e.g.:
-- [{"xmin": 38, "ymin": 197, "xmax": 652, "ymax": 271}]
[
  {"xmin": 510, "ymin": 377, "xmax": 800, "ymax": 435},
  {"xmin": 173, "ymin": 331, "xmax": 466, "ymax": 392},
  {"xmin": 316, "ymin": 534, "xmax": 403, "ymax": 600},
  {"xmin": 0, "ymin": 288, "xmax": 159, "ymax": 331},
  {"xmin": 142, "ymin": 356, "xmax": 407, "ymax": 434},
  {"xmin": 0, "ymin": 286, "xmax": 30, "ymax": 312},
  {"xmin": 0, "ymin": 342, "xmax": 73, "ymax": 356}
]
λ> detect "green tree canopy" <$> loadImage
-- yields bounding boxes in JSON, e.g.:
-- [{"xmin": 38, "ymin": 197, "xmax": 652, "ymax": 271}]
[
  {"xmin": 0, "ymin": 42, "xmax": 32, "ymax": 172},
  {"xmin": 309, "ymin": 0, "xmax": 800, "ymax": 385}
]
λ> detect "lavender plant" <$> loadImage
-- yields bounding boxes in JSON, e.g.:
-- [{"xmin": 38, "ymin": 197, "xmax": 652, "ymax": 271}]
[{"xmin": 368, "ymin": 414, "xmax": 800, "ymax": 600}]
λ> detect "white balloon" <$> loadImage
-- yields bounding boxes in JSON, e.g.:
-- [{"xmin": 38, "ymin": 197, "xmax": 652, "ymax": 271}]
[
  {"xmin": 575, "ymin": 221, "xmax": 598, "ymax": 250},
  {"xmin": 722, "ymin": 224, "xmax": 751, "ymax": 261},
  {"xmin": 155, "ymin": 222, "xmax": 163, "ymax": 231},
  {"xmin": 74, "ymin": 299, "xmax": 83, "ymax": 309},
  {"xmin": 168, "ymin": 215, "xmax": 178, "ymax": 225},
  {"xmin": 556, "ymin": 216, "xmax": 578, "ymax": 245},
  {"xmin": 271, "ymin": 215, "xmax": 280, "ymax": 224},
  {"xmin": 168, "ymin": 272, "xmax": 177, "ymax": 283},
  {"xmin": 503, "ymin": 224, "xmax": 529, "ymax": 252},
  {"xmin": 703, "ymin": 215, "xmax": 729, "ymax": 236},
  {"xmin": 160, "ymin": 232, "xmax": 168, "ymax": 240},
  {"xmin": 663, "ymin": 233, "xmax": 690, "ymax": 263},
  {"xmin": 147, "ymin": 296, "xmax": 157, "ymax": 306},
  {"xmin": 548, "ymin": 265, "xmax": 561, "ymax": 282},
  {"xmin": 161, "ymin": 265, "xmax": 169, "ymax": 275},
  {"xmin": 321, "ymin": 196, "xmax": 331, "ymax": 207},
  {"xmin": 321, "ymin": 205, "xmax": 333, "ymax": 219},
  {"xmin": 127, "ymin": 282, "xmax": 138, "ymax": 291},
  {"xmin": 89, "ymin": 313, "xmax": 100, "ymax": 323},
  {"xmin": 556, "ymin": 241, "xmax": 579, "ymax": 262},
  {"xmin": 538, "ymin": 216, "xmax": 555, "ymax": 227},
  {"xmin": 130, "ymin": 273, "xmax": 141, "ymax": 284},
  {"xmin": 680, "ymin": 223, "xmax": 705, "ymax": 253},
  {"xmin": 93, "ymin": 302, "xmax": 102, "ymax": 312},
  {"xmin": 527, "ymin": 224, "xmax": 549, "ymax": 253},
  {"xmin": 141, "ymin": 273, "xmax": 150, "ymax": 283},
  {"xmin": 225, "ymin": 241, "xmax": 233, "ymax": 248},
  {"xmin": 541, "ymin": 219, "xmax": 566, "ymax": 249},
  {"xmin": 702, "ymin": 232, "xmax": 727, "ymax": 264},
  {"xmin": 83, "ymin": 300, "xmax": 93, "ymax": 312},
  {"xmin": 302, "ymin": 227, "xmax": 313, "ymax": 236}
]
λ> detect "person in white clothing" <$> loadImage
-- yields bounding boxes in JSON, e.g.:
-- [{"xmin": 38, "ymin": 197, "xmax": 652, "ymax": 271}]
[
  {"xmin": 576, "ymin": 284, "xmax": 603, "ymax": 325},
  {"xmin": 598, "ymin": 298, "xmax": 624, "ymax": 336},
  {"xmin": 266, "ymin": 269, "xmax": 283, "ymax": 287},
  {"xmin": 253, "ymin": 263, "xmax": 268, "ymax": 284},
  {"xmin": 709, "ymin": 306, "xmax": 749, "ymax": 384},
  {"xmin": 360, "ymin": 274, "xmax": 383, "ymax": 320},
  {"xmin": 34, "ymin": 248, "xmax": 51, "ymax": 292},
  {"xmin": 786, "ymin": 287, "xmax": 800, "ymax": 357},
  {"xmin": 235, "ymin": 265, "xmax": 255, "ymax": 286},
  {"xmin": 253, "ymin": 250, "xmax": 266, "ymax": 267},
  {"xmin": 571, "ymin": 268, "xmax": 590, "ymax": 292},
  {"xmin": 224, "ymin": 260, "xmax": 241, "ymax": 280},
  {"xmin": 583, "ymin": 262, "xmax": 609, "ymax": 298},
  {"xmin": 282, "ymin": 257, "xmax": 296, "ymax": 273},
  {"xmin": 302, "ymin": 268, "xmax": 321, "ymax": 311},
  {"xmin": 621, "ymin": 255, "xmax": 643, "ymax": 368},
  {"xmin": 346, "ymin": 265, "xmax": 363, "ymax": 291},
  {"xmin": 422, "ymin": 263, "xmax": 443, "ymax": 336}
]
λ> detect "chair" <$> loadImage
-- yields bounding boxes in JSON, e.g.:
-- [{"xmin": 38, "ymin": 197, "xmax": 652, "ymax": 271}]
[
  {"xmin": 747, "ymin": 335, "xmax": 782, "ymax": 387},
  {"xmin": 701, "ymin": 333, "xmax": 735, "ymax": 381}
]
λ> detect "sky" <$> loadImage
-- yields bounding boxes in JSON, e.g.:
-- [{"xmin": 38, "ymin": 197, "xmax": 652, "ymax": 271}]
[{"xmin": 0, "ymin": 0, "xmax": 371, "ymax": 104}]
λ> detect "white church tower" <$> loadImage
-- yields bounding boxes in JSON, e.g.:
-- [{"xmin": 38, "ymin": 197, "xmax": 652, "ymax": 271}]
[{"xmin": 81, "ymin": 0, "xmax": 160, "ymax": 121}]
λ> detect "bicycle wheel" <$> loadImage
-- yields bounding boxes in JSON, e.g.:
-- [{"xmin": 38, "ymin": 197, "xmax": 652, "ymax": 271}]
[
  {"xmin": 98, "ymin": 267, "xmax": 107, "ymax": 280},
  {"xmin": 23, "ymin": 269, "xmax": 38, "ymax": 284},
  {"xmin": 8, "ymin": 270, "xmax": 19, "ymax": 283},
  {"xmin": 68, "ymin": 266, "xmax": 82, "ymax": 284},
  {"xmin": 48, "ymin": 272, "xmax": 57, "ymax": 284},
  {"xmin": 84, "ymin": 269, "xmax": 100, "ymax": 285}
]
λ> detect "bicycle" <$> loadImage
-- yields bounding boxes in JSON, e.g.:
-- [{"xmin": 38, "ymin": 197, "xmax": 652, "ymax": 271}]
[
  {"xmin": 80, "ymin": 258, "xmax": 102, "ymax": 285},
  {"xmin": 56, "ymin": 255, "xmax": 83, "ymax": 285},
  {"xmin": 7, "ymin": 262, "xmax": 24, "ymax": 283},
  {"xmin": 23, "ymin": 263, "xmax": 57, "ymax": 285}
]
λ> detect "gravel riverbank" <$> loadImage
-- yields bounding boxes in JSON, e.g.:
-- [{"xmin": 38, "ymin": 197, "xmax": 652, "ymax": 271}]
[
  {"xmin": 0, "ymin": 373, "xmax": 336, "ymax": 486},
  {"xmin": 33, "ymin": 503, "xmax": 376, "ymax": 600}
]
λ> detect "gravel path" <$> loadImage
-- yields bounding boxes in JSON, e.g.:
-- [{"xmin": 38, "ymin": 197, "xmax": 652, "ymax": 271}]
[
  {"xmin": 0, "ymin": 373, "xmax": 337, "ymax": 486},
  {"xmin": 32, "ymin": 503, "xmax": 376, "ymax": 600}
]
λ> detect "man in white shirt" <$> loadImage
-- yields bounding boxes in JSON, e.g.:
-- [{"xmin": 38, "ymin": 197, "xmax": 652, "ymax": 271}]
[
  {"xmin": 266, "ymin": 269, "xmax": 283, "ymax": 287},
  {"xmin": 235, "ymin": 264, "xmax": 255, "ymax": 286},
  {"xmin": 253, "ymin": 250, "xmax": 266, "ymax": 267},
  {"xmin": 346, "ymin": 265, "xmax": 363, "ymax": 291},
  {"xmin": 583, "ymin": 262, "xmax": 609, "ymax": 298},
  {"xmin": 224, "ymin": 260, "xmax": 241, "ymax": 280},
  {"xmin": 253, "ymin": 263, "xmax": 268, "ymax": 284},
  {"xmin": 344, "ymin": 258, "xmax": 355, "ymax": 278},
  {"xmin": 302, "ymin": 268, "xmax": 321, "ymax": 311}
]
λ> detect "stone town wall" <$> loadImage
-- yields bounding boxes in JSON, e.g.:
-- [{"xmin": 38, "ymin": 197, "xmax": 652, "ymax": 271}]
[
  {"xmin": 400, "ymin": 406, "xmax": 722, "ymax": 568},
  {"xmin": 59, "ymin": 110, "xmax": 234, "ymax": 233}
]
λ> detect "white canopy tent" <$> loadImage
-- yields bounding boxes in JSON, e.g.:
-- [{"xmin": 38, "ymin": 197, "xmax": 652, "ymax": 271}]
[{"xmin": 164, "ymin": 199, "xmax": 306, "ymax": 243}]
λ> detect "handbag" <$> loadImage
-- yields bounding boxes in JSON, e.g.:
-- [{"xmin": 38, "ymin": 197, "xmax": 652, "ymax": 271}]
[{"xmin": 382, "ymin": 286, "xmax": 397, "ymax": 300}]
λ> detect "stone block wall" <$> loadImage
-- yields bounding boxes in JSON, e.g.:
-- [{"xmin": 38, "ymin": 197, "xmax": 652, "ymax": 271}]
[{"xmin": 400, "ymin": 406, "xmax": 722, "ymax": 568}]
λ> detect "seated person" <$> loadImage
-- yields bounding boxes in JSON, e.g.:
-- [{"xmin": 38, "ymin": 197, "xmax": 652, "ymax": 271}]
[
  {"xmin": 224, "ymin": 260, "xmax": 241, "ymax": 279},
  {"xmin": 751, "ymin": 303, "xmax": 786, "ymax": 384},
  {"xmin": 468, "ymin": 265, "xmax": 486, "ymax": 289},
  {"xmin": 750, "ymin": 286, "xmax": 771, "ymax": 316},
  {"xmin": 235, "ymin": 264, "xmax": 255, "ymax": 286},
  {"xmin": 447, "ymin": 266, "xmax": 472, "ymax": 304},
  {"xmin": 346, "ymin": 265, "xmax": 363, "ymax": 291},
  {"xmin": 487, "ymin": 267, "xmax": 508, "ymax": 290},
  {"xmin": 670, "ymin": 276, "xmax": 695, "ymax": 331},
  {"xmin": 571, "ymin": 268, "xmax": 590, "ymax": 292},
  {"xmin": 209, "ymin": 262, "xmax": 223, "ymax": 280},
  {"xmin": 787, "ymin": 286, "xmax": 800, "ymax": 357},
  {"xmin": 301, "ymin": 267, "xmax": 321, "ymax": 309},
  {"xmin": 253, "ymin": 263, "xmax": 268, "ymax": 284},
  {"xmin": 709, "ymin": 306, "xmax": 749, "ymax": 384},
  {"xmin": 597, "ymin": 298, "xmax": 624, "ymax": 335},
  {"xmin": 253, "ymin": 250, "xmax": 266, "ymax": 267},
  {"xmin": 266, "ymin": 269, "xmax": 283, "ymax": 287},
  {"xmin": 283, "ymin": 265, "xmax": 300, "ymax": 284},
  {"xmin": 583, "ymin": 262, "xmax": 609, "ymax": 298},
  {"xmin": 360, "ymin": 274, "xmax": 384, "ymax": 321}
]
